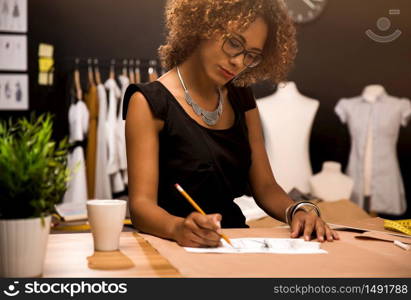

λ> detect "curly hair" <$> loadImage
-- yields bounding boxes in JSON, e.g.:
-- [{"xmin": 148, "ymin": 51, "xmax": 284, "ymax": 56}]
[{"xmin": 158, "ymin": 0, "xmax": 297, "ymax": 87}]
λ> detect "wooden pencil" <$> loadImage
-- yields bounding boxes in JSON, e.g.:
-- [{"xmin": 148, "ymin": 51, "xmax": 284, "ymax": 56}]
[{"xmin": 175, "ymin": 183, "xmax": 233, "ymax": 247}]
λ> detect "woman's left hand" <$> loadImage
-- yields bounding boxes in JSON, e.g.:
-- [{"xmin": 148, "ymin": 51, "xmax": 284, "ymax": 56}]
[{"xmin": 290, "ymin": 210, "xmax": 340, "ymax": 242}]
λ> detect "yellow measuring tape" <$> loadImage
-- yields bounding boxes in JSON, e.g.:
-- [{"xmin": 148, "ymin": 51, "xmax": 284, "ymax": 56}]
[{"xmin": 383, "ymin": 219, "xmax": 411, "ymax": 236}]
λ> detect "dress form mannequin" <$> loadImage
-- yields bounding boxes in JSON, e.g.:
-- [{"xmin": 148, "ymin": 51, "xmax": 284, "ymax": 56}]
[
  {"xmin": 361, "ymin": 84, "xmax": 385, "ymax": 212},
  {"xmin": 334, "ymin": 85, "xmax": 410, "ymax": 215},
  {"xmin": 309, "ymin": 161, "xmax": 354, "ymax": 202},
  {"xmin": 362, "ymin": 84, "xmax": 385, "ymax": 102},
  {"xmin": 257, "ymin": 81, "xmax": 319, "ymax": 193}
]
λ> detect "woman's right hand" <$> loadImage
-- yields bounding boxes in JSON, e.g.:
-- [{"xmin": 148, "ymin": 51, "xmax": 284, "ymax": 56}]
[{"xmin": 172, "ymin": 212, "xmax": 223, "ymax": 247}]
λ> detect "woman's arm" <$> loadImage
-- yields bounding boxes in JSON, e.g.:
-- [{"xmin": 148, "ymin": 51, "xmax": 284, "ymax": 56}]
[
  {"xmin": 125, "ymin": 91, "xmax": 181, "ymax": 238},
  {"xmin": 244, "ymin": 106, "xmax": 339, "ymax": 242},
  {"xmin": 125, "ymin": 91, "xmax": 221, "ymax": 247}
]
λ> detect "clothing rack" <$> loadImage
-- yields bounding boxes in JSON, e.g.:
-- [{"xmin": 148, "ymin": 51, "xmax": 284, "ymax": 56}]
[
  {"xmin": 60, "ymin": 57, "xmax": 164, "ymax": 71},
  {"xmin": 59, "ymin": 57, "xmax": 165, "ymax": 98}
]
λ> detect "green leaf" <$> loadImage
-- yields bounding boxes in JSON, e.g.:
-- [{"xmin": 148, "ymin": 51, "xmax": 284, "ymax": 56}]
[{"xmin": 0, "ymin": 113, "xmax": 70, "ymax": 219}]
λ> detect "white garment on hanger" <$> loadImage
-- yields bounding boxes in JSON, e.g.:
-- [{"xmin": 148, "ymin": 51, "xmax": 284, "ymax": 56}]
[
  {"xmin": 94, "ymin": 83, "xmax": 112, "ymax": 199},
  {"xmin": 257, "ymin": 81, "xmax": 319, "ymax": 193},
  {"xmin": 63, "ymin": 100, "xmax": 89, "ymax": 204},
  {"xmin": 118, "ymin": 75, "xmax": 129, "ymax": 185},
  {"xmin": 104, "ymin": 78, "xmax": 125, "ymax": 194}
]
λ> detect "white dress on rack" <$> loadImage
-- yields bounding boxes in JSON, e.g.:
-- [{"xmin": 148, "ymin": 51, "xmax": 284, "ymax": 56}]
[
  {"xmin": 63, "ymin": 100, "xmax": 89, "ymax": 204},
  {"xmin": 105, "ymin": 78, "xmax": 125, "ymax": 194},
  {"xmin": 94, "ymin": 83, "xmax": 112, "ymax": 199},
  {"xmin": 118, "ymin": 75, "xmax": 129, "ymax": 185}
]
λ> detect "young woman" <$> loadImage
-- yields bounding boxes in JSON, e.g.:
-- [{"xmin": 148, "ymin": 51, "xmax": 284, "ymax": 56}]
[{"xmin": 123, "ymin": 0, "xmax": 339, "ymax": 247}]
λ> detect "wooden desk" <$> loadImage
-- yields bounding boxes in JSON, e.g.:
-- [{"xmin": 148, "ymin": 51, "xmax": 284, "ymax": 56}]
[
  {"xmin": 43, "ymin": 217, "xmax": 411, "ymax": 278},
  {"xmin": 141, "ymin": 220, "xmax": 411, "ymax": 278},
  {"xmin": 247, "ymin": 199, "xmax": 371, "ymax": 228},
  {"xmin": 43, "ymin": 232, "xmax": 181, "ymax": 278}
]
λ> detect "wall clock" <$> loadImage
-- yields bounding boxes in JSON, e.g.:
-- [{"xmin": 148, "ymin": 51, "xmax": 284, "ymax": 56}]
[{"xmin": 283, "ymin": 0, "xmax": 328, "ymax": 24}]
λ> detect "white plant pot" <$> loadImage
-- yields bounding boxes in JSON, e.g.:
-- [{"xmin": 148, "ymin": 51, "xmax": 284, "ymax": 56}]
[{"xmin": 0, "ymin": 215, "xmax": 51, "ymax": 277}]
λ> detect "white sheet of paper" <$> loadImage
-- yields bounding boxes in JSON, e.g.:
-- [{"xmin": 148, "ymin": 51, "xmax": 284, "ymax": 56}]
[
  {"xmin": 184, "ymin": 238, "xmax": 327, "ymax": 254},
  {"xmin": 0, "ymin": 74, "xmax": 28, "ymax": 110},
  {"xmin": 0, "ymin": 35, "xmax": 27, "ymax": 71},
  {"xmin": 0, "ymin": 0, "xmax": 28, "ymax": 33}
]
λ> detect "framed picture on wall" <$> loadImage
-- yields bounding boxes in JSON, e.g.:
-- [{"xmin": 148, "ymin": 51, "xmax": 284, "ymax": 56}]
[
  {"xmin": 0, "ymin": 0, "xmax": 27, "ymax": 33},
  {"xmin": 0, "ymin": 73, "xmax": 28, "ymax": 110},
  {"xmin": 0, "ymin": 34, "xmax": 27, "ymax": 70}
]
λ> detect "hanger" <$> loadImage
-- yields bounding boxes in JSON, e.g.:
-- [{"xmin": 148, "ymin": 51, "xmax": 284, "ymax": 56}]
[
  {"xmin": 109, "ymin": 59, "xmax": 116, "ymax": 79},
  {"xmin": 148, "ymin": 60, "xmax": 158, "ymax": 82},
  {"xmin": 128, "ymin": 59, "xmax": 135, "ymax": 84},
  {"xmin": 135, "ymin": 59, "xmax": 141, "ymax": 83},
  {"xmin": 74, "ymin": 58, "xmax": 83, "ymax": 101},
  {"xmin": 93, "ymin": 58, "xmax": 101, "ymax": 85},
  {"xmin": 87, "ymin": 58, "xmax": 95, "ymax": 86},
  {"xmin": 122, "ymin": 59, "xmax": 128, "ymax": 78}
]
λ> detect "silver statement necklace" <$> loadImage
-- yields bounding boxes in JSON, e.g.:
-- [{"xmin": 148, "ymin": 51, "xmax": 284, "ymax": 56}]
[{"xmin": 176, "ymin": 66, "xmax": 223, "ymax": 126}]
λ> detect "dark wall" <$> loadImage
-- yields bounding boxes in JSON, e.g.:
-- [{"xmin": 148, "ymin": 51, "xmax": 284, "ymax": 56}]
[
  {"xmin": 1, "ymin": 0, "xmax": 410, "ymax": 217},
  {"xmin": 286, "ymin": 0, "xmax": 411, "ymax": 219},
  {"xmin": 0, "ymin": 0, "xmax": 167, "ymax": 138}
]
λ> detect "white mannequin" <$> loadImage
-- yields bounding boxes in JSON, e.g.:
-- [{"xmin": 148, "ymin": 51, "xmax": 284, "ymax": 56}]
[
  {"xmin": 309, "ymin": 161, "xmax": 354, "ymax": 202},
  {"xmin": 257, "ymin": 81, "xmax": 319, "ymax": 193},
  {"xmin": 335, "ymin": 85, "xmax": 410, "ymax": 215},
  {"xmin": 362, "ymin": 84, "xmax": 385, "ymax": 198},
  {"xmin": 362, "ymin": 84, "xmax": 385, "ymax": 102}
]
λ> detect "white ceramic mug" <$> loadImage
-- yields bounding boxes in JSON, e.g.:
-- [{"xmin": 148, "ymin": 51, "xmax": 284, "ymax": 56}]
[{"xmin": 86, "ymin": 200, "xmax": 127, "ymax": 251}]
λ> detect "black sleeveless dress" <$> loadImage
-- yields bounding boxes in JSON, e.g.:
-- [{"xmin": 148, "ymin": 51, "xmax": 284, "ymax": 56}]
[{"xmin": 123, "ymin": 81, "xmax": 256, "ymax": 228}]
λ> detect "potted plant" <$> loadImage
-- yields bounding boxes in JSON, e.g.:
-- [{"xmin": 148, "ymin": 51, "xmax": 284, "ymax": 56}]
[{"xmin": 0, "ymin": 113, "xmax": 70, "ymax": 277}]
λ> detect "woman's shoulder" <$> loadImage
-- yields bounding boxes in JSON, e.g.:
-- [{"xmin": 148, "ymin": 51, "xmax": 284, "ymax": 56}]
[
  {"xmin": 123, "ymin": 81, "xmax": 170, "ymax": 121},
  {"xmin": 123, "ymin": 81, "xmax": 168, "ymax": 120}
]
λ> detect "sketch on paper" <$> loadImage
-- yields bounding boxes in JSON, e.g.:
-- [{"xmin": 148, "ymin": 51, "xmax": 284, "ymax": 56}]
[
  {"xmin": 0, "ymin": 73, "xmax": 28, "ymax": 110},
  {"xmin": 0, "ymin": 0, "xmax": 27, "ymax": 33},
  {"xmin": 184, "ymin": 238, "xmax": 328, "ymax": 254},
  {"xmin": 0, "ymin": 34, "xmax": 27, "ymax": 70}
]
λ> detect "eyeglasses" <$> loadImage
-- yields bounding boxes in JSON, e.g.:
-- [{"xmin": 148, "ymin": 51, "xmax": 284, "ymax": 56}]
[{"xmin": 222, "ymin": 35, "xmax": 263, "ymax": 68}]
